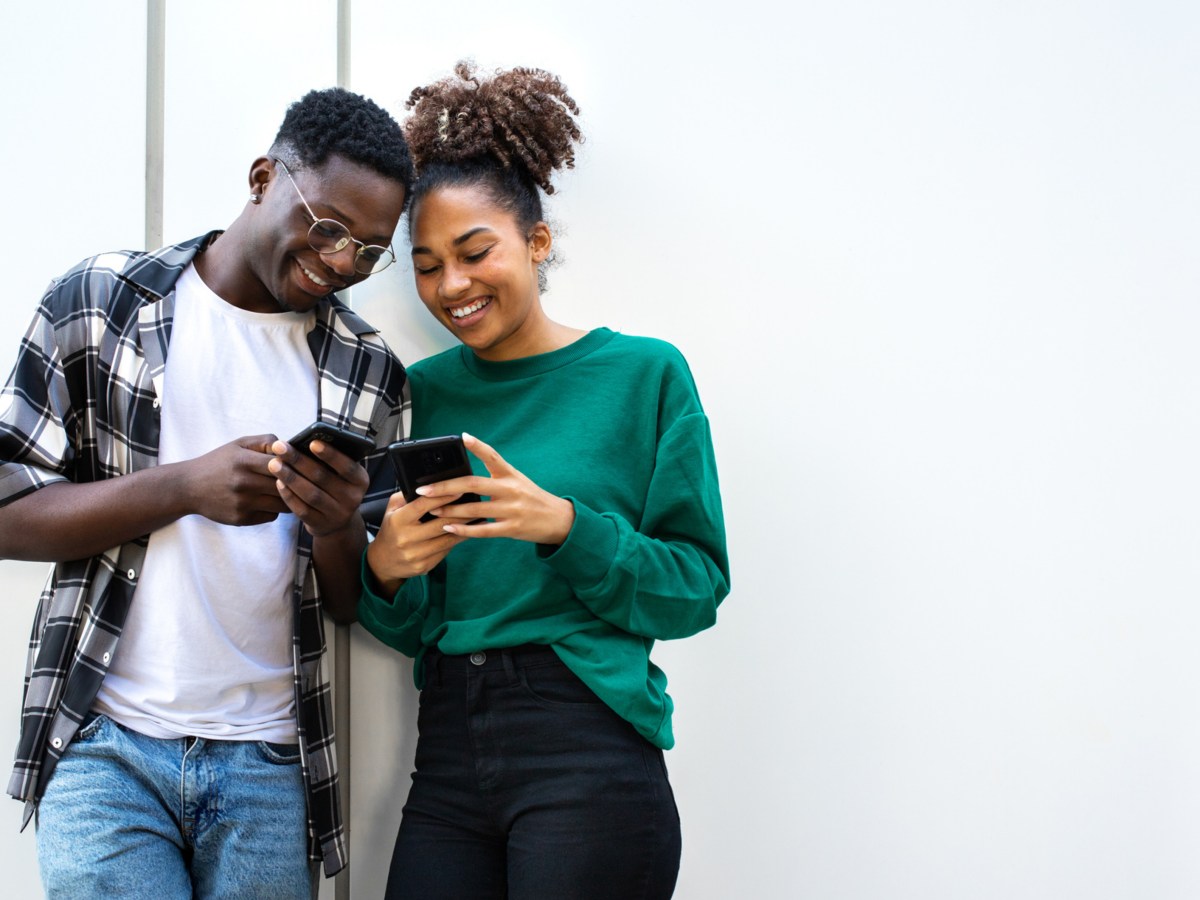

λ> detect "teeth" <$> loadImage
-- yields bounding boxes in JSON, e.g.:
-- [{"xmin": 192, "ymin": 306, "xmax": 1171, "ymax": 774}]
[
  {"xmin": 451, "ymin": 298, "xmax": 490, "ymax": 319},
  {"xmin": 301, "ymin": 264, "xmax": 329, "ymax": 287}
]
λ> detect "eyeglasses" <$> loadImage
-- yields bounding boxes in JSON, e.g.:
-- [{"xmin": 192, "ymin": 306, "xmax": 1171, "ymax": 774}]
[{"xmin": 272, "ymin": 158, "xmax": 396, "ymax": 275}]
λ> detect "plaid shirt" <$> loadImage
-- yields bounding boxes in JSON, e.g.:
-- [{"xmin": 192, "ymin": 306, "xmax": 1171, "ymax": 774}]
[{"xmin": 0, "ymin": 233, "xmax": 409, "ymax": 877}]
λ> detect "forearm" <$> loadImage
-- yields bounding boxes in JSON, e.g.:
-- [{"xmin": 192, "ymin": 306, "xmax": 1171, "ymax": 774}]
[
  {"xmin": 0, "ymin": 465, "xmax": 196, "ymax": 561},
  {"xmin": 312, "ymin": 515, "xmax": 368, "ymax": 624},
  {"xmin": 544, "ymin": 502, "xmax": 729, "ymax": 640}
]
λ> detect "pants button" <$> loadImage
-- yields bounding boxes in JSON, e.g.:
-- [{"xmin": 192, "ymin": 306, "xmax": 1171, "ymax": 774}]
[{"xmin": 470, "ymin": 651, "xmax": 487, "ymax": 666}]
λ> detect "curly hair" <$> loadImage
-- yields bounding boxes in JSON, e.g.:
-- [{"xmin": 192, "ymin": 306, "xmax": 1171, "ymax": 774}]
[
  {"xmin": 403, "ymin": 62, "xmax": 583, "ymax": 241},
  {"xmin": 270, "ymin": 87, "xmax": 414, "ymax": 193}
]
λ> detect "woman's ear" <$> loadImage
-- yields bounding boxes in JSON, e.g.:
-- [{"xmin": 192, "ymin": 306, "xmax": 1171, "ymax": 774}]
[{"xmin": 528, "ymin": 222, "xmax": 553, "ymax": 263}]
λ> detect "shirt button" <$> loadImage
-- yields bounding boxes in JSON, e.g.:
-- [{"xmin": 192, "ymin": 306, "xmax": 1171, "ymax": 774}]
[
  {"xmin": 470, "ymin": 652, "xmax": 487, "ymax": 666},
  {"xmin": 50, "ymin": 738, "xmax": 62, "ymax": 749},
  {"xmin": 126, "ymin": 569, "xmax": 136, "ymax": 579},
  {"xmin": 102, "ymin": 652, "xmax": 111, "ymax": 664},
  {"xmin": 152, "ymin": 398, "xmax": 161, "ymax": 409}
]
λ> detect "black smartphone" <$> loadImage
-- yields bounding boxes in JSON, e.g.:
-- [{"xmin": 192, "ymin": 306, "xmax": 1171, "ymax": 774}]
[
  {"xmin": 387, "ymin": 435, "xmax": 482, "ymax": 522},
  {"xmin": 288, "ymin": 422, "xmax": 375, "ymax": 462}
]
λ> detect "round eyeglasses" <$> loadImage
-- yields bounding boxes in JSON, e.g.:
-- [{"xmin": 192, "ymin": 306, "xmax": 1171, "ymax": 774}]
[{"xmin": 273, "ymin": 158, "xmax": 396, "ymax": 275}]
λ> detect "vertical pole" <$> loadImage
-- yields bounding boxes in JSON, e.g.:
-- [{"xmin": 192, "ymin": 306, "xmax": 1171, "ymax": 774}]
[
  {"xmin": 145, "ymin": 0, "xmax": 166, "ymax": 251},
  {"xmin": 337, "ymin": 0, "xmax": 352, "ymax": 90},
  {"xmin": 335, "ymin": 5, "xmax": 352, "ymax": 897}
]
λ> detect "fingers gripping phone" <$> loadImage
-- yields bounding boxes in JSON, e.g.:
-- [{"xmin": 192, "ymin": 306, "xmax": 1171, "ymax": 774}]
[
  {"xmin": 288, "ymin": 422, "xmax": 376, "ymax": 462},
  {"xmin": 387, "ymin": 435, "xmax": 482, "ymax": 522}
]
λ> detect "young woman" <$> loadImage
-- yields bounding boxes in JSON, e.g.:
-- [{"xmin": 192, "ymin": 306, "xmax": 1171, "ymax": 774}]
[{"xmin": 359, "ymin": 62, "xmax": 730, "ymax": 899}]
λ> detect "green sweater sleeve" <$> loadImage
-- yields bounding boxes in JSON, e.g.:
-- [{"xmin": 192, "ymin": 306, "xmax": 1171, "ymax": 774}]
[
  {"xmin": 539, "ymin": 410, "xmax": 730, "ymax": 640},
  {"xmin": 356, "ymin": 553, "xmax": 429, "ymax": 657}
]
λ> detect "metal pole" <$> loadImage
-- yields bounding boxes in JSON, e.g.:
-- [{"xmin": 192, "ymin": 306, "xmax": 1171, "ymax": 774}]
[
  {"xmin": 337, "ymin": 0, "xmax": 352, "ymax": 90},
  {"xmin": 335, "ymin": 5, "xmax": 353, "ymax": 896},
  {"xmin": 145, "ymin": 0, "xmax": 166, "ymax": 251}
]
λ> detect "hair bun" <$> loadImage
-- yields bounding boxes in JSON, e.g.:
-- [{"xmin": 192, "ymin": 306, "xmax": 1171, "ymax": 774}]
[{"xmin": 405, "ymin": 61, "xmax": 582, "ymax": 195}]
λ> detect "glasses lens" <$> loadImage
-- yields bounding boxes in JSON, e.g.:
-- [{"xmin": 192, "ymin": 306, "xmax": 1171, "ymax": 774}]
[
  {"xmin": 308, "ymin": 219, "xmax": 352, "ymax": 254},
  {"xmin": 356, "ymin": 246, "xmax": 396, "ymax": 275}
]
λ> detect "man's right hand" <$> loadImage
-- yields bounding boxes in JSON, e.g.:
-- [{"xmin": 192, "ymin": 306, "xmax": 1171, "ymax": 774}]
[{"xmin": 184, "ymin": 434, "xmax": 290, "ymax": 526}]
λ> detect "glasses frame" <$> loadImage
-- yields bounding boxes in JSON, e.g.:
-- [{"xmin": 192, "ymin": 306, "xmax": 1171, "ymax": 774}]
[{"xmin": 272, "ymin": 157, "xmax": 396, "ymax": 275}]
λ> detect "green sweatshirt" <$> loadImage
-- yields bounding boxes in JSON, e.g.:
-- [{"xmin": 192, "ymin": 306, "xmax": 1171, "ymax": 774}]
[{"xmin": 358, "ymin": 328, "xmax": 729, "ymax": 749}]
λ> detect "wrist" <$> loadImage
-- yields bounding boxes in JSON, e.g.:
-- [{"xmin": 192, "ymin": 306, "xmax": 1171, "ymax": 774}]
[
  {"xmin": 544, "ymin": 496, "xmax": 576, "ymax": 546},
  {"xmin": 163, "ymin": 460, "xmax": 202, "ymax": 519},
  {"xmin": 364, "ymin": 541, "xmax": 404, "ymax": 597},
  {"xmin": 311, "ymin": 512, "xmax": 366, "ymax": 543}
]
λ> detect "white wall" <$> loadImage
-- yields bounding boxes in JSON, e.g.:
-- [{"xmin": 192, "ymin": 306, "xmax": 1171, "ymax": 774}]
[
  {"xmin": 2, "ymin": 2, "xmax": 1200, "ymax": 898},
  {"xmin": 0, "ymin": 3, "xmax": 146, "ymax": 896}
]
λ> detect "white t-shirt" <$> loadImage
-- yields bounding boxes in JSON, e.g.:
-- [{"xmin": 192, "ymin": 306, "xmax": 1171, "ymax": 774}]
[{"xmin": 94, "ymin": 263, "xmax": 318, "ymax": 742}]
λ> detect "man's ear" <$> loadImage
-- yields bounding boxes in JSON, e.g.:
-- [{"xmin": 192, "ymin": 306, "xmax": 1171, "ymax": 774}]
[{"xmin": 248, "ymin": 156, "xmax": 274, "ymax": 199}]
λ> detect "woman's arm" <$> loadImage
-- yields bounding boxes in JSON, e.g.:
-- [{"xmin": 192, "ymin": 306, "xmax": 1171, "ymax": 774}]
[
  {"xmin": 425, "ymin": 420, "xmax": 731, "ymax": 641},
  {"xmin": 356, "ymin": 490, "xmax": 469, "ymax": 654}
]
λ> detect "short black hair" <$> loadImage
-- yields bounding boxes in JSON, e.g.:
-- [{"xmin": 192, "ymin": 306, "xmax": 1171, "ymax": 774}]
[{"xmin": 271, "ymin": 87, "xmax": 414, "ymax": 193}]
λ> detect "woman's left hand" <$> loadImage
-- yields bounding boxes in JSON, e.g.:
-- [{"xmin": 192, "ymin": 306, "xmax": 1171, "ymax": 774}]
[{"xmin": 420, "ymin": 433, "xmax": 576, "ymax": 546}]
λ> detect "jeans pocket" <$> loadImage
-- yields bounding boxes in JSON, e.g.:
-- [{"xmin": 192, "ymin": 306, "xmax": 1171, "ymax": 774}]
[
  {"xmin": 255, "ymin": 741, "xmax": 302, "ymax": 765},
  {"xmin": 518, "ymin": 660, "xmax": 606, "ymax": 709}
]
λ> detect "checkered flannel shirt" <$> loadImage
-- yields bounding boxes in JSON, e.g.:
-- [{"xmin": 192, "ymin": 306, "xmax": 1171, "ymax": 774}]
[{"xmin": 0, "ymin": 232, "xmax": 409, "ymax": 877}]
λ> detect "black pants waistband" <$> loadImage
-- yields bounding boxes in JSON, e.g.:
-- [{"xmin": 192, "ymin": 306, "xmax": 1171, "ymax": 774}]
[{"xmin": 423, "ymin": 643, "xmax": 560, "ymax": 683}]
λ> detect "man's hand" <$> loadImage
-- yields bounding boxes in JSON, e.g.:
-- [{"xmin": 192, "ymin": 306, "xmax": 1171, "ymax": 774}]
[
  {"xmin": 268, "ymin": 437, "xmax": 371, "ymax": 537},
  {"xmin": 183, "ymin": 434, "xmax": 290, "ymax": 526}
]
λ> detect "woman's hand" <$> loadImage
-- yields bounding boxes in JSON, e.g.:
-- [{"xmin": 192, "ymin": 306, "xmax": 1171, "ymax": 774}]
[
  {"xmin": 365, "ymin": 491, "xmax": 469, "ymax": 596},
  {"xmin": 422, "ymin": 433, "xmax": 576, "ymax": 546}
]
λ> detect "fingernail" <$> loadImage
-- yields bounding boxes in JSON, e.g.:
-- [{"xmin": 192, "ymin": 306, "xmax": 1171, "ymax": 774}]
[
  {"xmin": 442, "ymin": 525, "xmax": 456, "ymax": 533},
  {"xmin": 462, "ymin": 432, "xmax": 474, "ymax": 442},
  {"xmin": 415, "ymin": 486, "xmax": 431, "ymax": 496}
]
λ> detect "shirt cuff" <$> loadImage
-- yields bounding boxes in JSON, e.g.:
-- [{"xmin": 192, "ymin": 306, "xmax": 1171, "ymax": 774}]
[{"xmin": 537, "ymin": 498, "xmax": 618, "ymax": 591}]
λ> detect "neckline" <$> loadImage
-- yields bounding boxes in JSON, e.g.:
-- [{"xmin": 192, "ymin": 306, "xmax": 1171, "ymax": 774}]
[{"xmin": 459, "ymin": 328, "xmax": 615, "ymax": 382}]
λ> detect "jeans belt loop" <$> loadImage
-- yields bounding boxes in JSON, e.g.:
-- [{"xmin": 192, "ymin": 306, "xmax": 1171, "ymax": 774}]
[
  {"xmin": 501, "ymin": 648, "xmax": 518, "ymax": 681},
  {"xmin": 424, "ymin": 647, "xmax": 442, "ymax": 687}
]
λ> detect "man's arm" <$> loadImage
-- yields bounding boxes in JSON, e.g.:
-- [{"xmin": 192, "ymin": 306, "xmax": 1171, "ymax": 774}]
[
  {"xmin": 311, "ymin": 519, "xmax": 368, "ymax": 624},
  {"xmin": 269, "ymin": 437, "xmax": 372, "ymax": 624},
  {"xmin": 0, "ymin": 435, "xmax": 289, "ymax": 561}
]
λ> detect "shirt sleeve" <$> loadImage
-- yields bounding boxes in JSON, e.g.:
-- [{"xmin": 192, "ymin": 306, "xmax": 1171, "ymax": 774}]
[
  {"xmin": 357, "ymin": 555, "xmax": 430, "ymax": 658},
  {"xmin": 538, "ymin": 408, "xmax": 731, "ymax": 641},
  {"xmin": 0, "ymin": 287, "xmax": 74, "ymax": 507}
]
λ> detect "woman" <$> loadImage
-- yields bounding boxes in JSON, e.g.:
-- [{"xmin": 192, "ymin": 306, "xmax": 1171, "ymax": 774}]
[{"xmin": 360, "ymin": 62, "xmax": 730, "ymax": 899}]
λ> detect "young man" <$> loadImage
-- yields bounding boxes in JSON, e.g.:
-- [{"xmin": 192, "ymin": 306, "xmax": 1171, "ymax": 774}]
[{"xmin": 0, "ymin": 87, "xmax": 413, "ymax": 897}]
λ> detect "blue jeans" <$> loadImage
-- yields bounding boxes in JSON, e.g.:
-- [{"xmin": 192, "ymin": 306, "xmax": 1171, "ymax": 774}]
[
  {"xmin": 386, "ymin": 644, "xmax": 681, "ymax": 899},
  {"xmin": 36, "ymin": 713, "xmax": 315, "ymax": 899}
]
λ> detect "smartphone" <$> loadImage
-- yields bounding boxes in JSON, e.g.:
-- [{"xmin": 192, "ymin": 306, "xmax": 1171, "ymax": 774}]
[
  {"xmin": 387, "ymin": 435, "xmax": 482, "ymax": 522},
  {"xmin": 288, "ymin": 422, "xmax": 376, "ymax": 462}
]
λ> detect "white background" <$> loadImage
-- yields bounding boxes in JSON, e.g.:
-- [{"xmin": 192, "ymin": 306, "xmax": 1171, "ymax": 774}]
[{"xmin": 2, "ymin": 1, "xmax": 1199, "ymax": 897}]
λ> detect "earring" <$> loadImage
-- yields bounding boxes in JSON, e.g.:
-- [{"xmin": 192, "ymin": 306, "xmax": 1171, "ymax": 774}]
[{"xmin": 250, "ymin": 193, "xmax": 261, "ymax": 203}]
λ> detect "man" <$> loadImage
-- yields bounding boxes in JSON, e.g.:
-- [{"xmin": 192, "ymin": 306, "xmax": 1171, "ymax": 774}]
[{"xmin": 0, "ymin": 87, "xmax": 412, "ymax": 897}]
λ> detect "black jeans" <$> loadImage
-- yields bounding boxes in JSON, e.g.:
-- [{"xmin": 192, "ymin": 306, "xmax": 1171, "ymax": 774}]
[{"xmin": 386, "ymin": 644, "xmax": 681, "ymax": 899}]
